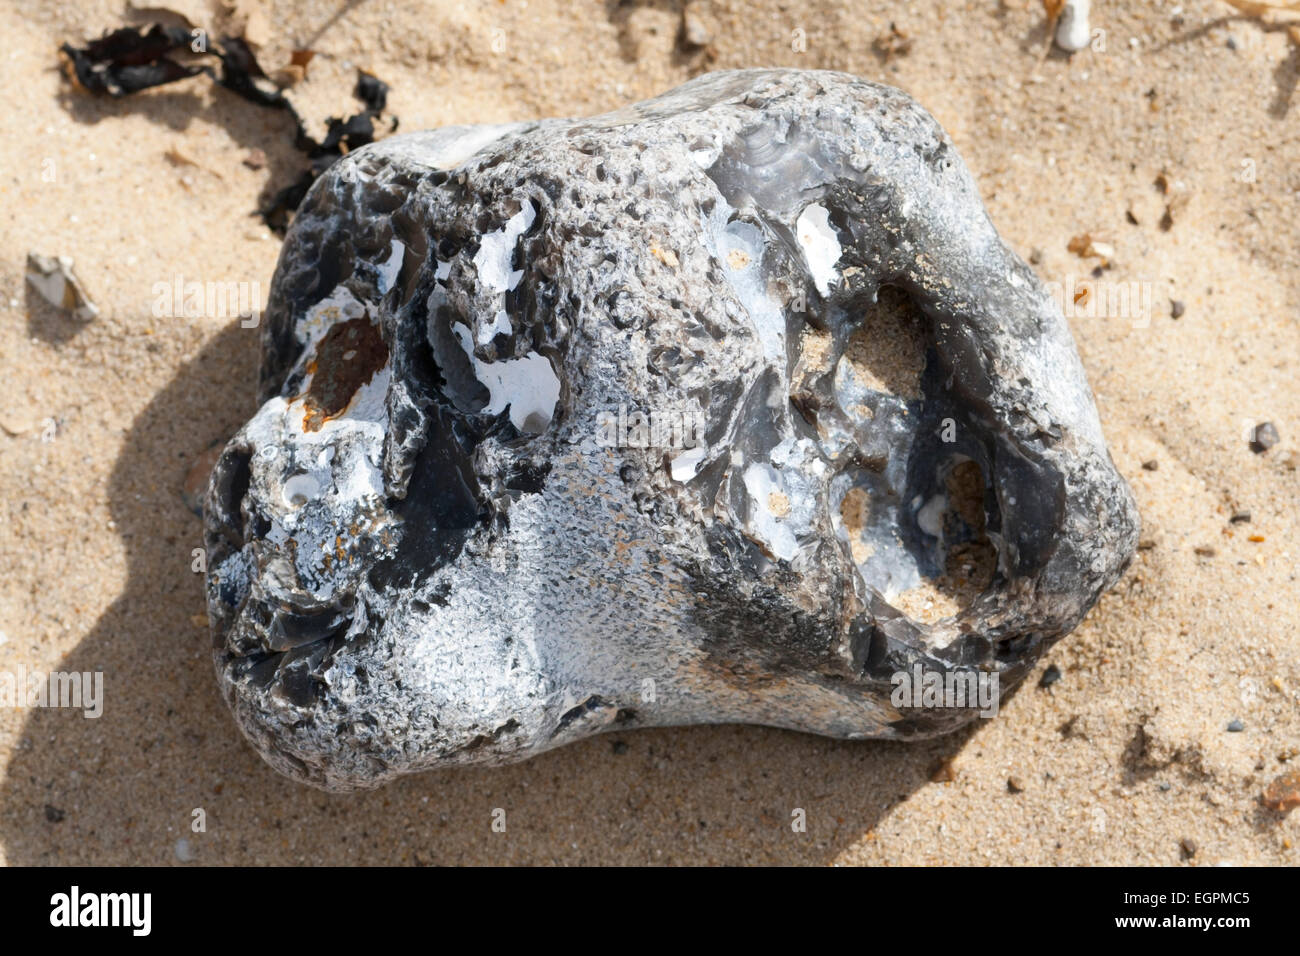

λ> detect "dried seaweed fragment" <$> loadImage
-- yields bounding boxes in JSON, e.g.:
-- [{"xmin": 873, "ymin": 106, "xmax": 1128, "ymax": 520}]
[
  {"xmin": 58, "ymin": 21, "xmax": 399, "ymax": 233},
  {"xmin": 59, "ymin": 24, "xmax": 202, "ymax": 96}
]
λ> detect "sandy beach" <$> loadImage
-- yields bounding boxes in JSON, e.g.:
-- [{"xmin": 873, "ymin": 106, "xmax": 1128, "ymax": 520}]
[{"xmin": 0, "ymin": 0, "xmax": 1297, "ymax": 865}]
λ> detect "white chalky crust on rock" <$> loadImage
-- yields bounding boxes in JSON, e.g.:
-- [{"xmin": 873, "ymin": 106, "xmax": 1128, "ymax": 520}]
[{"xmin": 203, "ymin": 69, "xmax": 1139, "ymax": 791}]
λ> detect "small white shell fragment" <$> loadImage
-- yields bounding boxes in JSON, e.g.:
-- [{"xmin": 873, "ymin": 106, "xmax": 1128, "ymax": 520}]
[
  {"xmin": 1055, "ymin": 0, "xmax": 1092, "ymax": 53},
  {"xmin": 24, "ymin": 253, "xmax": 99, "ymax": 322}
]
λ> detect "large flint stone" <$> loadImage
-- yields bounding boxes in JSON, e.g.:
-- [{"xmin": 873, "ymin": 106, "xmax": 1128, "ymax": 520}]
[{"xmin": 204, "ymin": 69, "xmax": 1139, "ymax": 790}]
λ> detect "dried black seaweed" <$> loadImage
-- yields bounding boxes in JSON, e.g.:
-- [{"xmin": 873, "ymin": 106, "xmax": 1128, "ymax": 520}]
[
  {"xmin": 59, "ymin": 24, "xmax": 398, "ymax": 233},
  {"xmin": 60, "ymin": 25, "xmax": 202, "ymax": 96}
]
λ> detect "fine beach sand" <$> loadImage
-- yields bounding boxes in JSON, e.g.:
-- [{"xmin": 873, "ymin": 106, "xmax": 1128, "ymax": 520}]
[{"xmin": 0, "ymin": 0, "xmax": 1297, "ymax": 865}]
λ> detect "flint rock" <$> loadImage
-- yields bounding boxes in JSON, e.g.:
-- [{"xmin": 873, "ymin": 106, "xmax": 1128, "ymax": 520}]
[{"xmin": 203, "ymin": 69, "xmax": 1139, "ymax": 790}]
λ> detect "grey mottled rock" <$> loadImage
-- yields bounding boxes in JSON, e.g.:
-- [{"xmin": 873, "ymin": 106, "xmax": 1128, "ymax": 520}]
[{"xmin": 204, "ymin": 69, "xmax": 1139, "ymax": 791}]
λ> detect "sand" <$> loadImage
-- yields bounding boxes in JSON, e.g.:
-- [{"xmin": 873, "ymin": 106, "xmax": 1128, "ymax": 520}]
[{"xmin": 0, "ymin": 0, "xmax": 1297, "ymax": 865}]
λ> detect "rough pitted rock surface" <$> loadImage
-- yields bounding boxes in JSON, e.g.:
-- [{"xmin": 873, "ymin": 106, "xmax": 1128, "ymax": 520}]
[{"xmin": 203, "ymin": 69, "xmax": 1139, "ymax": 791}]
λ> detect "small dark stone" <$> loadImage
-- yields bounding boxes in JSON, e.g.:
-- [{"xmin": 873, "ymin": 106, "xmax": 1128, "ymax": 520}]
[
  {"xmin": 611, "ymin": 740, "xmax": 628, "ymax": 755},
  {"xmin": 679, "ymin": 10, "xmax": 713, "ymax": 49},
  {"xmin": 1039, "ymin": 664, "xmax": 1063, "ymax": 688},
  {"xmin": 1250, "ymin": 422, "xmax": 1280, "ymax": 454},
  {"xmin": 1226, "ymin": 719, "xmax": 1245, "ymax": 733},
  {"xmin": 1180, "ymin": 836, "xmax": 1197, "ymax": 859},
  {"xmin": 44, "ymin": 804, "xmax": 65, "ymax": 823},
  {"xmin": 1157, "ymin": 781, "xmax": 1171, "ymax": 792},
  {"xmin": 1229, "ymin": 511, "xmax": 1251, "ymax": 524},
  {"xmin": 1007, "ymin": 776, "xmax": 1026, "ymax": 793},
  {"xmin": 1169, "ymin": 299, "xmax": 1185, "ymax": 319},
  {"xmin": 1141, "ymin": 460, "xmax": 1159, "ymax": 471}
]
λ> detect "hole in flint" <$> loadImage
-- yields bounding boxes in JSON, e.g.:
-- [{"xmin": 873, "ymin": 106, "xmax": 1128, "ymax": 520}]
[
  {"xmin": 298, "ymin": 317, "xmax": 389, "ymax": 432},
  {"xmin": 827, "ymin": 331, "xmax": 1001, "ymax": 628},
  {"xmin": 840, "ymin": 285, "xmax": 926, "ymax": 400},
  {"xmin": 213, "ymin": 448, "xmax": 252, "ymax": 542},
  {"xmin": 890, "ymin": 457, "xmax": 997, "ymax": 624}
]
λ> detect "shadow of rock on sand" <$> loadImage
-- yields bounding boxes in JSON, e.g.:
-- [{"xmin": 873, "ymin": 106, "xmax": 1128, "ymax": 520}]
[
  {"xmin": 0, "ymin": 323, "xmax": 973, "ymax": 865},
  {"xmin": 24, "ymin": 280, "xmax": 94, "ymax": 347},
  {"xmin": 1152, "ymin": 15, "xmax": 1300, "ymax": 118},
  {"xmin": 55, "ymin": 83, "xmax": 308, "ymax": 234}
]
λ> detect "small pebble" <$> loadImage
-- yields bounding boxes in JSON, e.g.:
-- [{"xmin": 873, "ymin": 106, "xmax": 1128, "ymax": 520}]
[
  {"xmin": 174, "ymin": 836, "xmax": 196, "ymax": 862},
  {"xmin": 25, "ymin": 253, "xmax": 99, "ymax": 322},
  {"xmin": 611, "ymin": 740, "xmax": 628, "ymax": 755},
  {"xmin": 1055, "ymin": 0, "xmax": 1092, "ymax": 52},
  {"xmin": 1039, "ymin": 664, "xmax": 1063, "ymax": 688},
  {"xmin": 1194, "ymin": 545, "xmax": 1216, "ymax": 557},
  {"xmin": 44, "ymin": 804, "xmax": 65, "ymax": 823},
  {"xmin": 1141, "ymin": 459, "xmax": 1159, "ymax": 471},
  {"xmin": 1157, "ymin": 781, "xmax": 1172, "ymax": 792},
  {"xmin": 1249, "ymin": 422, "xmax": 1280, "ymax": 454},
  {"xmin": 1262, "ymin": 770, "xmax": 1300, "ymax": 812},
  {"xmin": 1229, "ymin": 511, "xmax": 1251, "ymax": 524},
  {"xmin": 1007, "ymin": 776, "xmax": 1026, "ymax": 793},
  {"xmin": 1180, "ymin": 837, "xmax": 1197, "ymax": 859},
  {"xmin": 930, "ymin": 758, "xmax": 958, "ymax": 783},
  {"xmin": 680, "ymin": 10, "xmax": 713, "ymax": 48},
  {"xmin": 1226, "ymin": 719, "xmax": 1245, "ymax": 732},
  {"xmin": 1170, "ymin": 299, "xmax": 1185, "ymax": 319}
]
